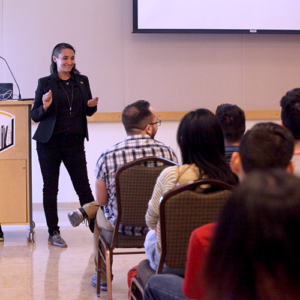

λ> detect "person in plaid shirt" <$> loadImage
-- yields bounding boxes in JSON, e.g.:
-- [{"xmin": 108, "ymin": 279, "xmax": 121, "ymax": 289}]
[{"xmin": 68, "ymin": 100, "xmax": 178, "ymax": 290}]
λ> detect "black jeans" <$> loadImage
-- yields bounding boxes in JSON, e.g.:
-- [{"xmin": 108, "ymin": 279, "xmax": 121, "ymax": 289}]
[{"xmin": 37, "ymin": 133, "xmax": 94, "ymax": 235}]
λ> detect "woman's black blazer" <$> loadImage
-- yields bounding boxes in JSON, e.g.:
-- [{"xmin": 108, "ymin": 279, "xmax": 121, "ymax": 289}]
[{"xmin": 31, "ymin": 72, "xmax": 97, "ymax": 143}]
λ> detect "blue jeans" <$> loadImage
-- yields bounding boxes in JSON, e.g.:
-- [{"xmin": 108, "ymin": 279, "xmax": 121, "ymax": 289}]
[
  {"xmin": 144, "ymin": 230, "xmax": 186, "ymax": 276},
  {"xmin": 144, "ymin": 274, "xmax": 188, "ymax": 300},
  {"xmin": 144, "ymin": 229, "xmax": 161, "ymax": 270}
]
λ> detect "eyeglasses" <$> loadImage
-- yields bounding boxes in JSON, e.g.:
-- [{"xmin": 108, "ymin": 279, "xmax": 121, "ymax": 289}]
[{"xmin": 149, "ymin": 119, "xmax": 161, "ymax": 126}]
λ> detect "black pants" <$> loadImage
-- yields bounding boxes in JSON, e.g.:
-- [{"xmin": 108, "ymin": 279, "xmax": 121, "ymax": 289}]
[{"xmin": 37, "ymin": 133, "xmax": 94, "ymax": 236}]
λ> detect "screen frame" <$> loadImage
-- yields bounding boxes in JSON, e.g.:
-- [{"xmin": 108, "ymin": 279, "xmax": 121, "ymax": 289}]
[{"xmin": 132, "ymin": 0, "xmax": 300, "ymax": 34}]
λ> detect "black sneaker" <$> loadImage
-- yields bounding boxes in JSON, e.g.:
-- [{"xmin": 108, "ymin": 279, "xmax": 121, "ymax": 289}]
[{"xmin": 48, "ymin": 232, "xmax": 67, "ymax": 248}]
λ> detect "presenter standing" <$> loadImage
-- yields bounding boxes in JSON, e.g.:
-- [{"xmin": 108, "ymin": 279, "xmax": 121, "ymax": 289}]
[{"xmin": 31, "ymin": 43, "xmax": 98, "ymax": 247}]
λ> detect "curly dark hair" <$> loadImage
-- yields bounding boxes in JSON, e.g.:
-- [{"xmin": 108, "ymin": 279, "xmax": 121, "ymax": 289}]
[
  {"xmin": 280, "ymin": 88, "xmax": 300, "ymax": 140},
  {"xmin": 215, "ymin": 104, "xmax": 245, "ymax": 144}
]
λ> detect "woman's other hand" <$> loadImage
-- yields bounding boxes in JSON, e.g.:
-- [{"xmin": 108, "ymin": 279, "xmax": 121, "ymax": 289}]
[
  {"xmin": 87, "ymin": 97, "xmax": 98, "ymax": 107},
  {"xmin": 42, "ymin": 90, "xmax": 52, "ymax": 112}
]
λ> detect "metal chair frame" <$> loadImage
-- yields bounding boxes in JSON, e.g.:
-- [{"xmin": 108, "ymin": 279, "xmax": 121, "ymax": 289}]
[
  {"xmin": 130, "ymin": 179, "xmax": 233, "ymax": 300},
  {"xmin": 96, "ymin": 156, "xmax": 178, "ymax": 298}
]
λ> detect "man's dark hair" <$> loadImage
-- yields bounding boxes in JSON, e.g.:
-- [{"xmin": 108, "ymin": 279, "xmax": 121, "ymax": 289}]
[
  {"xmin": 215, "ymin": 104, "xmax": 246, "ymax": 144},
  {"xmin": 122, "ymin": 100, "xmax": 153, "ymax": 134},
  {"xmin": 239, "ymin": 122, "xmax": 294, "ymax": 174},
  {"xmin": 280, "ymin": 88, "xmax": 300, "ymax": 140}
]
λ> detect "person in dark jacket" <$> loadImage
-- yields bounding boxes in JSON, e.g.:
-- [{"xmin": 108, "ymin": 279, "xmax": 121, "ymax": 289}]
[{"xmin": 31, "ymin": 43, "xmax": 98, "ymax": 247}]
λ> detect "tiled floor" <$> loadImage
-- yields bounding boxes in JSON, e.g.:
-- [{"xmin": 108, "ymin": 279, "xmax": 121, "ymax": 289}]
[{"xmin": 0, "ymin": 205, "xmax": 146, "ymax": 300}]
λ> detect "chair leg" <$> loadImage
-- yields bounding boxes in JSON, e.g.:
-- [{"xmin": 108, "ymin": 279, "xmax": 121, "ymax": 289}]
[
  {"xmin": 106, "ymin": 248, "xmax": 112, "ymax": 300},
  {"xmin": 130, "ymin": 277, "xmax": 144, "ymax": 300},
  {"xmin": 96, "ymin": 248, "xmax": 101, "ymax": 297}
]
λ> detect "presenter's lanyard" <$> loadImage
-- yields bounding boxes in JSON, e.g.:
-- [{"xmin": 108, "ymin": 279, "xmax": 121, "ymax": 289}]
[{"xmin": 59, "ymin": 81, "xmax": 74, "ymax": 114}]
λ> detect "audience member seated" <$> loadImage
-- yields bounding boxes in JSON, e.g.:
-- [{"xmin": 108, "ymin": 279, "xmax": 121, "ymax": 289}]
[
  {"xmin": 68, "ymin": 100, "xmax": 178, "ymax": 291},
  {"xmin": 144, "ymin": 108, "xmax": 238, "ymax": 272},
  {"xmin": 215, "ymin": 103, "xmax": 245, "ymax": 160},
  {"xmin": 280, "ymin": 88, "xmax": 300, "ymax": 176},
  {"xmin": 143, "ymin": 122, "xmax": 294, "ymax": 300},
  {"xmin": 204, "ymin": 169, "xmax": 300, "ymax": 300},
  {"xmin": 230, "ymin": 122, "xmax": 294, "ymax": 180}
]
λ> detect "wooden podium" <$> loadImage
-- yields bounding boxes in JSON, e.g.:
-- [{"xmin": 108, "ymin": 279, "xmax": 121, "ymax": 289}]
[{"xmin": 0, "ymin": 100, "xmax": 35, "ymax": 242}]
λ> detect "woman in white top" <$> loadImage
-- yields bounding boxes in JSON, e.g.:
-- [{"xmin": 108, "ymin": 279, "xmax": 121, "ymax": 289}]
[{"xmin": 145, "ymin": 108, "xmax": 238, "ymax": 270}]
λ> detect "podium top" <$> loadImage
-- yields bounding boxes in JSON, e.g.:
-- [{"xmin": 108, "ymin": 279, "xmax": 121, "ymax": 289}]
[{"xmin": 0, "ymin": 100, "xmax": 34, "ymax": 106}]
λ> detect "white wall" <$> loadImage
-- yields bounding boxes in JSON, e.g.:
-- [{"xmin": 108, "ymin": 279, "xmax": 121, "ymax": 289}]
[
  {"xmin": 31, "ymin": 119, "xmax": 279, "ymax": 203},
  {"xmin": 31, "ymin": 120, "xmax": 182, "ymax": 203},
  {"xmin": 1, "ymin": 0, "xmax": 300, "ymax": 111},
  {"xmin": 0, "ymin": 0, "xmax": 289, "ymax": 203}
]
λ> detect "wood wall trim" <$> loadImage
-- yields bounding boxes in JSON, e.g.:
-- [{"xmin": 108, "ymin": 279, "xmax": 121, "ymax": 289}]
[
  {"xmin": 87, "ymin": 112, "xmax": 122, "ymax": 122},
  {"xmin": 244, "ymin": 110, "xmax": 281, "ymax": 120},
  {"xmin": 29, "ymin": 110, "xmax": 281, "ymax": 123},
  {"xmin": 87, "ymin": 110, "xmax": 281, "ymax": 122},
  {"xmin": 0, "ymin": 100, "xmax": 34, "ymax": 106}
]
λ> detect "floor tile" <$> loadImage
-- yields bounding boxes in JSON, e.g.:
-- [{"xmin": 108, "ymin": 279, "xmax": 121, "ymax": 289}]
[{"xmin": 0, "ymin": 207, "xmax": 146, "ymax": 300}]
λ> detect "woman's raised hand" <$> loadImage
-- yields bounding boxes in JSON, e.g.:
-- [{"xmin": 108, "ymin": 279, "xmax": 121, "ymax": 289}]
[
  {"xmin": 42, "ymin": 90, "xmax": 52, "ymax": 112},
  {"xmin": 87, "ymin": 97, "xmax": 98, "ymax": 107}
]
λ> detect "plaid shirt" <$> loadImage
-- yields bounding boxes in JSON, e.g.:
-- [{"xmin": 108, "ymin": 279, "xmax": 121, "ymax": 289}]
[{"xmin": 94, "ymin": 134, "xmax": 178, "ymax": 235}]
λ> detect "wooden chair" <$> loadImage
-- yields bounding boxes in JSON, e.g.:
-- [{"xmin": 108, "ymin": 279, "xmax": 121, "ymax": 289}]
[
  {"xmin": 96, "ymin": 156, "xmax": 178, "ymax": 298},
  {"xmin": 130, "ymin": 179, "xmax": 233, "ymax": 300}
]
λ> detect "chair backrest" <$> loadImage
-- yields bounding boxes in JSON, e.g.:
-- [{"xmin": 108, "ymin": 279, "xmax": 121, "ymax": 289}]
[
  {"xmin": 112, "ymin": 156, "xmax": 178, "ymax": 249},
  {"xmin": 157, "ymin": 179, "xmax": 233, "ymax": 273}
]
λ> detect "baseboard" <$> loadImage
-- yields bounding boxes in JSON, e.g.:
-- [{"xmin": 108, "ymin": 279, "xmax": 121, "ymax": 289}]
[{"xmin": 32, "ymin": 202, "xmax": 79, "ymax": 212}]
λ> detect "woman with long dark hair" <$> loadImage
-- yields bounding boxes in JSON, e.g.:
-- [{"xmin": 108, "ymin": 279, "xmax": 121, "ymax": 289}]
[
  {"xmin": 144, "ymin": 108, "xmax": 238, "ymax": 270},
  {"xmin": 31, "ymin": 43, "xmax": 98, "ymax": 247},
  {"xmin": 204, "ymin": 169, "xmax": 300, "ymax": 300}
]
